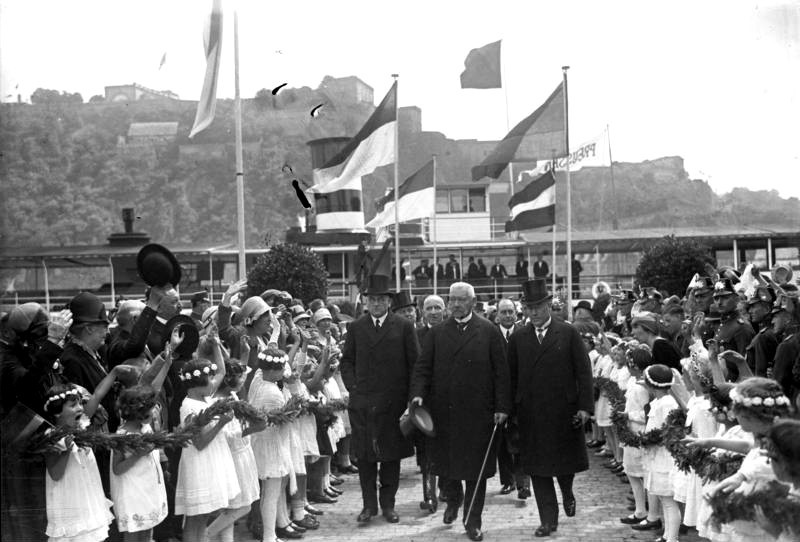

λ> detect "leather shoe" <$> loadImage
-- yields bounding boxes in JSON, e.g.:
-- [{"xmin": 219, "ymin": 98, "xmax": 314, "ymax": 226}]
[
  {"xmin": 563, "ymin": 496, "xmax": 576, "ymax": 517},
  {"xmin": 499, "ymin": 483, "xmax": 514, "ymax": 495},
  {"xmin": 517, "ymin": 487, "xmax": 531, "ymax": 500},
  {"xmin": 631, "ymin": 518, "xmax": 662, "ymax": 531},
  {"xmin": 326, "ymin": 487, "xmax": 342, "ymax": 497},
  {"xmin": 275, "ymin": 525, "xmax": 303, "ymax": 539},
  {"xmin": 330, "ymin": 475, "xmax": 344, "ymax": 486},
  {"xmin": 340, "ymin": 464, "xmax": 359, "ymax": 474},
  {"xmin": 382, "ymin": 508, "xmax": 399, "ymax": 523},
  {"xmin": 466, "ymin": 526, "xmax": 483, "ymax": 541},
  {"xmin": 443, "ymin": 502, "xmax": 460, "ymax": 524},
  {"xmin": 620, "ymin": 513, "xmax": 648, "ymax": 524},
  {"xmin": 534, "ymin": 523, "xmax": 557, "ymax": 537},
  {"xmin": 308, "ymin": 493, "xmax": 337, "ymax": 504},
  {"xmin": 357, "ymin": 508, "xmax": 377, "ymax": 523},
  {"xmin": 305, "ymin": 504, "xmax": 324, "ymax": 516},
  {"xmin": 293, "ymin": 515, "xmax": 319, "ymax": 530}
]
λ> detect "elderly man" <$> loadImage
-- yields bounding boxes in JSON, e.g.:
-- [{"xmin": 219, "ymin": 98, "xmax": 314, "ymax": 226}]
[
  {"xmin": 106, "ymin": 287, "xmax": 167, "ymax": 367},
  {"xmin": 340, "ymin": 274, "xmax": 419, "ymax": 524},
  {"xmin": 507, "ymin": 279, "xmax": 593, "ymax": 537},
  {"xmin": 412, "ymin": 282, "xmax": 510, "ymax": 542}
]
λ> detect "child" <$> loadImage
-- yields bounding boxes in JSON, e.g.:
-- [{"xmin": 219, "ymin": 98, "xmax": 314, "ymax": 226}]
[
  {"xmin": 702, "ymin": 377, "xmax": 793, "ymax": 541},
  {"xmin": 591, "ymin": 333, "xmax": 614, "ymax": 454},
  {"xmin": 248, "ymin": 346, "xmax": 300, "ymax": 542},
  {"xmin": 174, "ymin": 356, "xmax": 240, "ymax": 542},
  {"xmin": 756, "ymin": 419, "xmax": 800, "ymax": 541},
  {"xmin": 110, "ymin": 385, "xmax": 168, "ymax": 541},
  {"xmin": 607, "ymin": 342, "xmax": 631, "ymax": 474},
  {"xmin": 209, "ymin": 354, "xmax": 263, "ymax": 542},
  {"xmin": 619, "ymin": 346, "xmax": 653, "ymax": 526},
  {"xmin": 43, "ymin": 365, "xmax": 129, "ymax": 542},
  {"xmin": 641, "ymin": 364, "xmax": 681, "ymax": 542}
]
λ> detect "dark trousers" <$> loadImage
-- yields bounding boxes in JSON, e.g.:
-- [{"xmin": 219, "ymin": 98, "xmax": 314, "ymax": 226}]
[
  {"xmin": 497, "ymin": 429, "xmax": 530, "ymax": 490},
  {"xmin": 356, "ymin": 459, "xmax": 400, "ymax": 512},
  {"xmin": 531, "ymin": 474, "xmax": 574, "ymax": 526},
  {"xmin": 441, "ymin": 478, "xmax": 487, "ymax": 529}
]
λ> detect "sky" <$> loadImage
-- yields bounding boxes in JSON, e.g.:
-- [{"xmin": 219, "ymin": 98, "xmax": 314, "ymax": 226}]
[{"xmin": 2, "ymin": 0, "xmax": 799, "ymax": 199}]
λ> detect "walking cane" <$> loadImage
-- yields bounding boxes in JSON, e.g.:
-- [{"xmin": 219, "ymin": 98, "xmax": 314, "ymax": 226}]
[{"xmin": 464, "ymin": 422, "xmax": 500, "ymax": 525}]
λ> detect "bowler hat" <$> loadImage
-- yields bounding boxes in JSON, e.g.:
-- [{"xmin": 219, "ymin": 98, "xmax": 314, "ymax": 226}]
[
  {"xmin": 575, "ymin": 300, "xmax": 593, "ymax": 312},
  {"xmin": 137, "ymin": 244, "xmax": 182, "ymax": 288},
  {"xmin": 162, "ymin": 314, "xmax": 200, "ymax": 359},
  {"xmin": 391, "ymin": 291, "xmax": 415, "ymax": 311},
  {"xmin": 68, "ymin": 292, "xmax": 109, "ymax": 325},
  {"xmin": 520, "ymin": 279, "xmax": 552, "ymax": 305},
  {"xmin": 362, "ymin": 274, "xmax": 393, "ymax": 296}
]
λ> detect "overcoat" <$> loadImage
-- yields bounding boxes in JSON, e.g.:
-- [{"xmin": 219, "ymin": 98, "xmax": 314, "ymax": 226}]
[
  {"xmin": 340, "ymin": 311, "xmax": 418, "ymax": 462},
  {"xmin": 411, "ymin": 314, "xmax": 511, "ymax": 480},
  {"xmin": 507, "ymin": 318, "xmax": 593, "ymax": 476}
]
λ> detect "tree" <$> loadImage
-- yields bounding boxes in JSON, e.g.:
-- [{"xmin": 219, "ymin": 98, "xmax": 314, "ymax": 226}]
[
  {"xmin": 635, "ymin": 235, "xmax": 716, "ymax": 296},
  {"xmin": 89, "ymin": 95, "xmax": 105, "ymax": 103},
  {"xmin": 247, "ymin": 243, "xmax": 328, "ymax": 303}
]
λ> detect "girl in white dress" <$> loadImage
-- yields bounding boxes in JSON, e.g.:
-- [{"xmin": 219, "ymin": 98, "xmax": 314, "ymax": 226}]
[
  {"xmin": 758, "ymin": 419, "xmax": 800, "ymax": 541},
  {"xmin": 208, "ymin": 355, "xmax": 264, "ymax": 542},
  {"xmin": 174, "ymin": 354, "xmax": 240, "ymax": 542},
  {"xmin": 110, "ymin": 385, "xmax": 167, "ymax": 541},
  {"xmin": 43, "ymin": 366, "xmax": 128, "ymax": 542},
  {"xmin": 248, "ymin": 346, "xmax": 299, "ymax": 542},
  {"xmin": 641, "ymin": 364, "xmax": 681, "ymax": 542}
]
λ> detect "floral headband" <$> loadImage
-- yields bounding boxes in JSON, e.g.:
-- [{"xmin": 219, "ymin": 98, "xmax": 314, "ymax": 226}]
[
  {"xmin": 44, "ymin": 388, "xmax": 81, "ymax": 411},
  {"xmin": 643, "ymin": 366, "xmax": 673, "ymax": 388},
  {"xmin": 179, "ymin": 363, "xmax": 218, "ymax": 381},
  {"xmin": 258, "ymin": 352, "xmax": 289, "ymax": 365},
  {"xmin": 729, "ymin": 388, "xmax": 791, "ymax": 408}
]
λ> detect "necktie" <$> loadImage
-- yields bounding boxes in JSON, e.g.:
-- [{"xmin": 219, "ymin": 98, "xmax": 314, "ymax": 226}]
[
  {"xmin": 505, "ymin": 328, "xmax": 511, "ymax": 341},
  {"xmin": 458, "ymin": 322, "xmax": 467, "ymax": 333},
  {"xmin": 375, "ymin": 319, "xmax": 381, "ymax": 332},
  {"xmin": 536, "ymin": 328, "xmax": 545, "ymax": 343}
]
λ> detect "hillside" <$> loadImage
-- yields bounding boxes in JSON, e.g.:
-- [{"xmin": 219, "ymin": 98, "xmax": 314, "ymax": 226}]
[{"xmin": 1, "ymin": 86, "xmax": 798, "ymax": 250}]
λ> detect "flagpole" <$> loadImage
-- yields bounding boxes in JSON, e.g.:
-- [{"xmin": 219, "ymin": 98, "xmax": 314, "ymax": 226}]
[
  {"xmin": 432, "ymin": 154, "xmax": 438, "ymax": 295},
  {"xmin": 234, "ymin": 10, "xmax": 246, "ymax": 279},
  {"xmin": 550, "ymin": 152, "xmax": 557, "ymax": 297},
  {"xmin": 562, "ymin": 66, "xmax": 573, "ymax": 320},
  {"xmin": 392, "ymin": 74, "xmax": 401, "ymax": 292},
  {"xmin": 606, "ymin": 124, "xmax": 619, "ymax": 230}
]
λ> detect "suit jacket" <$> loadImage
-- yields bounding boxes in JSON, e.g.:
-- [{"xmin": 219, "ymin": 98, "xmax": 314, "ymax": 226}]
[
  {"xmin": 496, "ymin": 322, "xmax": 524, "ymax": 345},
  {"xmin": 532, "ymin": 260, "xmax": 549, "ymax": 278},
  {"xmin": 59, "ymin": 341, "xmax": 119, "ymax": 431},
  {"xmin": 445, "ymin": 261, "xmax": 460, "ymax": 280},
  {"xmin": 507, "ymin": 318, "xmax": 593, "ymax": 476},
  {"xmin": 340, "ymin": 311, "xmax": 419, "ymax": 462},
  {"xmin": 490, "ymin": 264, "xmax": 507, "ymax": 279},
  {"xmin": 411, "ymin": 313, "xmax": 511, "ymax": 480},
  {"xmin": 107, "ymin": 306, "xmax": 157, "ymax": 368}
]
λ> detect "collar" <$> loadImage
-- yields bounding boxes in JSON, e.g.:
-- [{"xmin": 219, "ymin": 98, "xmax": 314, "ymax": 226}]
[
  {"xmin": 68, "ymin": 336, "xmax": 101, "ymax": 360},
  {"xmin": 454, "ymin": 313, "xmax": 473, "ymax": 325},
  {"xmin": 373, "ymin": 312, "xmax": 388, "ymax": 326},
  {"xmin": 500, "ymin": 324, "xmax": 514, "ymax": 332}
]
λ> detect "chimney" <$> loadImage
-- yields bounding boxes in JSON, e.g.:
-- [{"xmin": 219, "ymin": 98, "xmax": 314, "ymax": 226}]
[
  {"xmin": 107, "ymin": 207, "xmax": 150, "ymax": 246},
  {"xmin": 122, "ymin": 208, "xmax": 134, "ymax": 233}
]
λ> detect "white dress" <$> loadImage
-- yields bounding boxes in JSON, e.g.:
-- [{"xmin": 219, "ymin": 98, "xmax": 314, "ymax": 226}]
[
  {"xmin": 174, "ymin": 397, "xmax": 241, "ymax": 516},
  {"xmin": 323, "ymin": 377, "xmax": 347, "ymax": 449},
  {"xmin": 674, "ymin": 395, "xmax": 719, "ymax": 526},
  {"xmin": 727, "ymin": 446, "xmax": 780, "ymax": 542},
  {"xmin": 217, "ymin": 393, "xmax": 260, "ymax": 508},
  {"xmin": 45, "ymin": 434, "xmax": 114, "ymax": 542},
  {"xmin": 287, "ymin": 380, "xmax": 321, "ymax": 459},
  {"xmin": 643, "ymin": 394, "xmax": 679, "ymax": 496},
  {"xmin": 110, "ymin": 424, "xmax": 168, "ymax": 532},
  {"xmin": 594, "ymin": 355, "xmax": 615, "ymax": 427},
  {"xmin": 622, "ymin": 377, "xmax": 649, "ymax": 477},
  {"xmin": 282, "ymin": 385, "xmax": 308, "ymax": 476},
  {"xmin": 248, "ymin": 371, "xmax": 294, "ymax": 480}
]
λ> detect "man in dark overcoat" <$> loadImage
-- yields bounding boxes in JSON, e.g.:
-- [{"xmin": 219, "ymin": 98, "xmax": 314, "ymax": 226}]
[
  {"xmin": 340, "ymin": 274, "xmax": 419, "ymax": 524},
  {"xmin": 507, "ymin": 279, "xmax": 593, "ymax": 537},
  {"xmin": 411, "ymin": 282, "xmax": 510, "ymax": 542}
]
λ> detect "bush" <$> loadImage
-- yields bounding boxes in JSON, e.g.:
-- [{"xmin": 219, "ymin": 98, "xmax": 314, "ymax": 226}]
[
  {"xmin": 246, "ymin": 243, "xmax": 328, "ymax": 304},
  {"xmin": 635, "ymin": 235, "xmax": 716, "ymax": 296}
]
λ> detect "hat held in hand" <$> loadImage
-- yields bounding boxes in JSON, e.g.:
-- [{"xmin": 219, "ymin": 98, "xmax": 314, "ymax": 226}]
[{"xmin": 137, "ymin": 243, "xmax": 182, "ymax": 288}]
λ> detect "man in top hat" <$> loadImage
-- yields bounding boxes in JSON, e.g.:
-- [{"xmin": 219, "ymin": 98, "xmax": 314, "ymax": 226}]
[
  {"xmin": 340, "ymin": 274, "xmax": 420, "ymax": 525},
  {"xmin": 411, "ymin": 282, "xmax": 510, "ymax": 542},
  {"xmin": 392, "ymin": 291, "xmax": 417, "ymax": 324},
  {"xmin": 506, "ymin": 279, "xmax": 593, "ymax": 537},
  {"xmin": 189, "ymin": 291, "xmax": 211, "ymax": 327},
  {"xmin": 712, "ymin": 277, "xmax": 755, "ymax": 381}
]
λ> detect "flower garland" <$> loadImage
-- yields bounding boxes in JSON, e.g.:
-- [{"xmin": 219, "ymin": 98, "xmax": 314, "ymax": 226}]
[
  {"xmin": 707, "ymin": 481, "xmax": 800, "ymax": 535},
  {"xmin": 602, "ymin": 376, "xmax": 744, "ymax": 481}
]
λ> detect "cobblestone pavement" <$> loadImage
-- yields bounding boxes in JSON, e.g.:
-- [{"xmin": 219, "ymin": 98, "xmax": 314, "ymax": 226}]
[{"xmin": 235, "ymin": 451, "xmax": 707, "ymax": 541}]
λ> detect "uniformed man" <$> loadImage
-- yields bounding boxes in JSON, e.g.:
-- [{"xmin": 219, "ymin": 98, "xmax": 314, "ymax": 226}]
[
  {"xmin": 744, "ymin": 285, "xmax": 778, "ymax": 377},
  {"xmin": 686, "ymin": 276, "xmax": 715, "ymax": 315},
  {"xmin": 712, "ymin": 278, "xmax": 755, "ymax": 381}
]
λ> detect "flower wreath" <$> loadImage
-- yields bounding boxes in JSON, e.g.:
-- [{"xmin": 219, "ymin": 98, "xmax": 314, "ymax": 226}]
[
  {"xmin": 257, "ymin": 352, "xmax": 289, "ymax": 364},
  {"xmin": 43, "ymin": 388, "xmax": 81, "ymax": 411},
  {"xmin": 179, "ymin": 363, "xmax": 218, "ymax": 381},
  {"xmin": 708, "ymin": 480, "xmax": 800, "ymax": 535},
  {"xmin": 729, "ymin": 388, "xmax": 791, "ymax": 408},
  {"xmin": 643, "ymin": 366, "xmax": 673, "ymax": 389}
]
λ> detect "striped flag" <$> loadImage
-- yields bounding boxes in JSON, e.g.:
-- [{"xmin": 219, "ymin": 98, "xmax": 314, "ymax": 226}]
[
  {"xmin": 189, "ymin": 0, "xmax": 223, "ymax": 139},
  {"xmin": 308, "ymin": 82, "xmax": 397, "ymax": 231},
  {"xmin": 505, "ymin": 170, "xmax": 556, "ymax": 232},
  {"xmin": 366, "ymin": 160, "xmax": 434, "ymax": 229},
  {"xmin": 472, "ymin": 82, "xmax": 565, "ymax": 181}
]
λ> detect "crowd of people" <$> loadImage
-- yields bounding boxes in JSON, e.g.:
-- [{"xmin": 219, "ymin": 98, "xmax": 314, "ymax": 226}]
[{"xmin": 1, "ymin": 243, "xmax": 799, "ymax": 542}]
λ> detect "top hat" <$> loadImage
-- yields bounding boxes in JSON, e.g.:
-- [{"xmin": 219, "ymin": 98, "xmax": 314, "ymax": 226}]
[
  {"xmin": 399, "ymin": 402, "xmax": 436, "ymax": 438},
  {"xmin": 520, "ymin": 279, "xmax": 552, "ymax": 305},
  {"xmin": 712, "ymin": 278, "xmax": 737, "ymax": 297},
  {"xmin": 68, "ymin": 292, "xmax": 109, "ymax": 325},
  {"xmin": 362, "ymin": 274, "xmax": 393, "ymax": 296},
  {"xmin": 162, "ymin": 314, "xmax": 200, "ymax": 359},
  {"xmin": 392, "ymin": 291, "xmax": 415, "ymax": 311},
  {"xmin": 137, "ymin": 244, "xmax": 182, "ymax": 288}
]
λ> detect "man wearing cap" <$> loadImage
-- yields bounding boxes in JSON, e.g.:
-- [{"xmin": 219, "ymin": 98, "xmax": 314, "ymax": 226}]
[
  {"xmin": 340, "ymin": 274, "xmax": 419, "ymax": 525},
  {"xmin": 411, "ymin": 282, "xmax": 511, "ymax": 542},
  {"xmin": 189, "ymin": 291, "xmax": 211, "ymax": 327},
  {"xmin": 743, "ymin": 286, "xmax": 779, "ymax": 377},
  {"xmin": 686, "ymin": 276, "xmax": 715, "ymax": 315},
  {"xmin": 712, "ymin": 278, "xmax": 755, "ymax": 381},
  {"xmin": 609, "ymin": 291, "xmax": 635, "ymax": 336},
  {"xmin": 770, "ymin": 291, "xmax": 800, "ymax": 403},
  {"xmin": 507, "ymin": 279, "xmax": 593, "ymax": 537}
]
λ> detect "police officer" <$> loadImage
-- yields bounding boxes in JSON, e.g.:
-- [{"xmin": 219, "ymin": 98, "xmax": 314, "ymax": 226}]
[
  {"xmin": 744, "ymin": 285, "xmax": 778, "ymax": 377},
  {"xmin": 713, "ymin": 278, "xmax": 755, "ymax": 381}
]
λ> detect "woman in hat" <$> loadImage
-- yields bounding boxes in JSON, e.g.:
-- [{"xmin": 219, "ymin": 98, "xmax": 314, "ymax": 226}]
[
  {"xmin": 218, "ymin": 290, "xmax": 281, "ymax": 370},
  {"xmin": 631, "ymin": 313, "xmax": 682, "ymax": 372}
]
